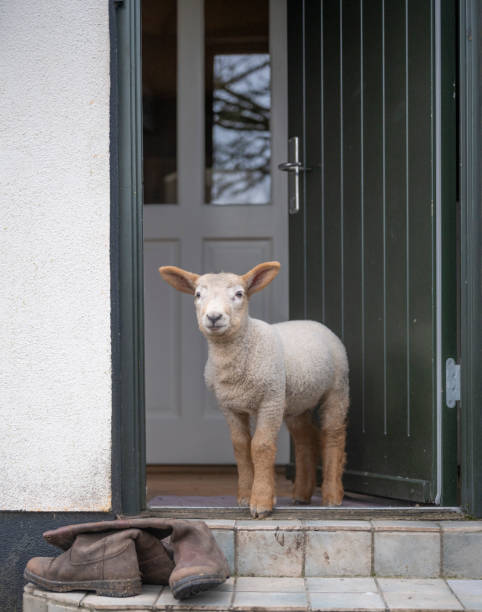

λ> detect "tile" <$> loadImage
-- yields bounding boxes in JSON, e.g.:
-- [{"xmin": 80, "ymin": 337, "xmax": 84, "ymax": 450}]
[
  {"xmin": 374, "ymin": 531, "xmax": 440, "ymax": 577},
  {"xmin": 371, "ymin": 520, "xmax": 440, "ymax": 532},
  {"xmin": 211, "ymin": 529, "xmax": 235, "ymax": 575},
  {"xmin": 204, "ymin": 519, "xmax": 236, "ymax": 530},
  {"xmin": 236, "ymin": 519, "xmax": 303, "ymax": 530},
  {"xmin": 378, "ymin": 578, "xmax": 464, "ymax": 610},
  {"xmin": 155, "ymin": 586, "xmax": 233, "ymax": 609},
  {"xmin": 212, "ymin": 577, "xmax": 236, "ymax": 592},
  {"xmin": 440, "ymin": 521, "xmax": 482, "ymax": 532},
  {"xmin": 33, "ymin": 588, "xmax": 86, "ymax": 605},
  {"xmin": 305, "ymin": 530, "xmax": 371, "ymax": 577},
  {"xmin": 82, "ymin": 585, "xmax": 162, "ymax": 609},
  {"xmin": 237, "ymin": 529, "xmax": 304, "ymax": 576},
  {"xmin": 443, "ymin": 531, "xmax": 482, "ymax": 578},
  {"xmin": 306, "ymin": 577, "xmax": 378, "ymax": 593},
  {"xmin": 48, "ymin": 605, "xmax": 83, "ymax": 612},
  {"xmin": 235, "ymin": 577, "xmax": 305, "ymax": 592},
  {"xmin": 232, "ymin": 590, "xmax": 307, "ymax": 610},
  {"xmin": 309, "ymin": 590, "xmax": 385, "ymax": 611},
  {"xmin": 23, "ymin": 594, "xmax": 48, "ymax": 612},
  {"xmin": 303, "ymin": 520, "xmax": 371, "ymax": 531},
  {"xmin": 447, "ymin": 579, "xmax": 482, "ymax": 611}
]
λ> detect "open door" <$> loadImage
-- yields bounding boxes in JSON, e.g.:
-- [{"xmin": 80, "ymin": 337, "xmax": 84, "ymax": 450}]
[{"xmin": 286, "ymin": 0, "xmax": 458, "ymax": 504}]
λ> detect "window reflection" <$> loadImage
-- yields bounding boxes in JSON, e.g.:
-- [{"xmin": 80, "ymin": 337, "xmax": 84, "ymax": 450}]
[{"xmin": 205, "ymin": 0, "xmax": 270, "ymax": 205}]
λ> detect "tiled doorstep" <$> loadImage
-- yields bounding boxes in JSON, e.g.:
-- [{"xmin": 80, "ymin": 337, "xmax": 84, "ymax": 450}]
[
  {"xmin": 24, "ymin": 578, "xmax": 482, "ymax": 611},
  {"xmin": 206, "ymin": 519, "xmax": 482, "ymax": 578}
]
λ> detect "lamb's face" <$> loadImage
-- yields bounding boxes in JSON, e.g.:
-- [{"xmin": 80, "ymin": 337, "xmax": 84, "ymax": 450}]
[
  {"xmin": 194, "ymin": 273, "xmax": 248, "ymax": 339},
  {"xmin": 158, "ymin": 262, "xmax": 280, "ymax": 341}
]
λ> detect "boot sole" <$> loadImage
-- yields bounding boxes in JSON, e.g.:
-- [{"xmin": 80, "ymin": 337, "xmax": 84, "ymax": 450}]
[
  {"xmin": 24, "ymin": 569, "xmax": 142, "ymax": 598},
  {"xmin": 171, "ymin": 574, "xmax": 227, "ymax": 600}
]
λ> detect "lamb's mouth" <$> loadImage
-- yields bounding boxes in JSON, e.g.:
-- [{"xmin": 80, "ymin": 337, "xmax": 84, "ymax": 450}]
[{"xmin": 206, "ymin": 324, "xmax": 227, "ymax": 333}]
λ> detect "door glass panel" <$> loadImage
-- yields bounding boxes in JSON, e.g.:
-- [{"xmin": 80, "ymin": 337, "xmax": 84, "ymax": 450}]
[
  {"xmin": 205, "ymin": 0, "xmax": 270, "ymax": 205},
  {"xmin": 142, "ymin": 0, "xmax": 177, "ymax": 204}
]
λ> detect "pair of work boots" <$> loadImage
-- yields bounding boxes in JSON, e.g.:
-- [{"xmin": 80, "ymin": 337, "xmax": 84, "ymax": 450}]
[{"xmin": 24, "ymin": 518, "xmax": 230, "ymax": 600}]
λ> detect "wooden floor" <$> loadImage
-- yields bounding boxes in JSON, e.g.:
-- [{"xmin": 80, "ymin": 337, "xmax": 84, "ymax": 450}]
[{"xmin": 147, "ymin": 465, "xmax": 293, "ymax": 499}]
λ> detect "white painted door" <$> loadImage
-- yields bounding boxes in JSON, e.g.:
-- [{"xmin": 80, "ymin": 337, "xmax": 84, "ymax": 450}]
[{"xmin": 143, "ymin": 0, "xmax": 289, "ymax": 463}]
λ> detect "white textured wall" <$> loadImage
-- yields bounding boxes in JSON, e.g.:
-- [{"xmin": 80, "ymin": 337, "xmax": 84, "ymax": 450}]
[{"xmin": 0, "ymin": 1, "xmax": 112, "ymax": 511}]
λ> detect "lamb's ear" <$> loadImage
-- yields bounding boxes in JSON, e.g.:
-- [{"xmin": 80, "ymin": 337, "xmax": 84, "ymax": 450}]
[
  {"xmin": 158, "ymin": 266, "xmax": 200, "ymax": 295},
  {"xmin": 242, "ymin": 261, "xmax": 281, "ymax": 296}
]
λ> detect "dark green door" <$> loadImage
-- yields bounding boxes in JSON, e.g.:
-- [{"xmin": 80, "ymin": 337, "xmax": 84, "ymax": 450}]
[{"xmin": 287, "ymin": 0, "xmax": 457, "ymax": 504}]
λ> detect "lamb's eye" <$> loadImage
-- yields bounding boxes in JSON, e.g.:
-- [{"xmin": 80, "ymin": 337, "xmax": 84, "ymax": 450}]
[
  {"xmin": 235, "ymin": 291, "xmax": 243, "ymax": 298},
  {"xmin": 195, "ymin": 291, "xmax": 201, "ymax": 298}
]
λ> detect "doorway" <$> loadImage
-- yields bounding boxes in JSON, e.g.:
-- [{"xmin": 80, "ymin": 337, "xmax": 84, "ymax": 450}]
[{"xmin": 140, "ymin": 0, "xmax": 459, "ymax": 510}]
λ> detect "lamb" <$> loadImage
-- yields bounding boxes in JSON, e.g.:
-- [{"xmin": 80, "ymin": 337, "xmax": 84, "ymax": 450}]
[{"xmin": 159, "ymin": 261, "xmax": 349, "ymax": 518}]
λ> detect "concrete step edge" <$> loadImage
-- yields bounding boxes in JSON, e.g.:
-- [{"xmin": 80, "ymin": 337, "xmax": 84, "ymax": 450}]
[{"xmin": 24, "ymin": 578, "xmax": 482, "ymax": 612}]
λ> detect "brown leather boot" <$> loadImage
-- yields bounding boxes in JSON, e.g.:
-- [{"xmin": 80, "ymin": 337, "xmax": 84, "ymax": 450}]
[
  {"xmin": 40, "ymin": 518, "xmax": 229, "ymax": 599},
  {"xmin": 24, "ymin": 529, "xmax": 142, "ymax": 597},
  {"xmin": 167, "ymin": 520, "xmax": 230, "ymax": 600},
  {"xmin": 42, "ymin": 519, "xmax": 175, "ymax": 586}
]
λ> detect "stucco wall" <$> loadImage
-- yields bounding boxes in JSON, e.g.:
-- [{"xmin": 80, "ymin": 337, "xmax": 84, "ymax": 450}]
[{"xmin": 0, "ymin": 1, "xmax": 112, "ymax": 511}]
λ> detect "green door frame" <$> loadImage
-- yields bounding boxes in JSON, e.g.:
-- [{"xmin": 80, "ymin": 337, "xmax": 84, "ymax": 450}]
[
  {"xmin": 112, "ymin": 0, "xmax": 481, "ymax": 516},
  {"xmin": 438, "ymin": 0, "xmax": 458, "ymax": 506},
  {"xmin": 112, "ymin": 0, "xmax": 146, "ymax": 516},
  {"xmin": 459, "ymin": 0, "xmax": 482, "ymax": 517}
]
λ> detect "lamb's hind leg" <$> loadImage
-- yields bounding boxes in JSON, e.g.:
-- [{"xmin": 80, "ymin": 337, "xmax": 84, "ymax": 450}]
[
  {"xmin": 225, "ymin": 411, "xmax": 253, "ymax": 506},
  {"xmin": 285, "ymin": 411, "xmax": 318, "ymax": 504},
  {"xmin": 320, "ymin": 390, "xmax": 348, "ymax": 506}
]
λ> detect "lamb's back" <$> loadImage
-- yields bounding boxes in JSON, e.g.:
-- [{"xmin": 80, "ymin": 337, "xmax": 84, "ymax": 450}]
[{"xmin": 273, "ymin": 320, "xmax": 348, "ymax": 414}]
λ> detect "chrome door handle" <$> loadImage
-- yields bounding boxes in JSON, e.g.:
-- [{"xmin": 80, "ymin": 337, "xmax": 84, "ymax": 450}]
[
  {"xmin": 278, "ymin": 136, "xmax": 309, "ymax": 214},
  {"xmin": 278, "ymin": 161, "xmax": 302, "ymax": 171}
]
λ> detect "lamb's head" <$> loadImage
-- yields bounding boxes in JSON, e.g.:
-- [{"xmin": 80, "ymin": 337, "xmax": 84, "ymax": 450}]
[{"xmin": 158, "ymin": 261, "xmax": 280, "ymax": 340}]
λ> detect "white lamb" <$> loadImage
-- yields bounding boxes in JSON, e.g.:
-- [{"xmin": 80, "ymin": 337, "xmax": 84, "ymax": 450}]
[{"xmin": 159, "ymin": 261, "xmax": 349, "ymax": 518}]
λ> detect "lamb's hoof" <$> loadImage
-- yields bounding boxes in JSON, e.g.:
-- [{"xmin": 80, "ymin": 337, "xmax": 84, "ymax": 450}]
[
  {"xmin": 237, "ymin": 498, "xmax": 250, "ymax": 508},
  {"xmin": 250, "ymin": 506, "xmax": 272, "ymax": 519},
  {"xmin": 293, "ymin": 498, "xmax": 311, "ymax": 506},
  {"xmin": 321, "ymin": 486, "xmax": 344, "ymax": 507},
  {"xmin": 321, "ymin": 494, "xmax": 344, "ymax": 506},
  {"xmin": 322, "ymin": 500, "xmax": 343, "ymax": 507},
  {"xmin": 249, "ymin": 501, "xmax": 273, "ymax": 519}
]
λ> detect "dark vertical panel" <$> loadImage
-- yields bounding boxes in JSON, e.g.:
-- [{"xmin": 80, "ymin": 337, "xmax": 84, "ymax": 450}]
[
  {"xmin": 385, "ymin": 0, "xmax": 408, "ymax": 455},
  {"xmin": 288, "ymin": 0, "xmax": 306, "ymax": 320},
  {"xmin": 439, "ymin": 0, "xmax": 458, "ymax": 505},
  {"xmin": 305, "ymin": 1, "xmax": 323, "ymax": 321},
  {"xmin": 323, "ymin": 0, "xmax": 342, "ymax": 337},
  {"xmin": 361, "ymin": 0, "xmax": 385, "ymax": 450},
  {"xmin": 407, "ymin": 0, "xmax": 434, "ymax": 479},
  {"xmin": 341, "ymin": 0, "xmax": 363, "ymax": 458}
]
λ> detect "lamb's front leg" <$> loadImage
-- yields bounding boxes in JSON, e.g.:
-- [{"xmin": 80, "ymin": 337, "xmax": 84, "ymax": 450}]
[
  {"xmin": 225, "ymin": 411, "xmax": 253, "ymax": 506},
  {"xmin": 250, "ymin": 406, "xmax": 283, "ymax": 518}
]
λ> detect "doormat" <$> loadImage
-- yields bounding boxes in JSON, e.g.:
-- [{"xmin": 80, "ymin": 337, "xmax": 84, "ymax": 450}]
[{"xmin": 148, "ymin": 493, "xmax": 412, "ymax": 508}]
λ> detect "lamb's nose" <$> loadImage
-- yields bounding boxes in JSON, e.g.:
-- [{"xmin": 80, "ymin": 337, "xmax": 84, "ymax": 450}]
[{"xmin": 207, "ymin": 313, "xmax": 222, "ymax": 324}]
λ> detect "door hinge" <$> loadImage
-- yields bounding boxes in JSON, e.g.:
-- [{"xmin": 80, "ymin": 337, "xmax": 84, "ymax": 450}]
[{"xmin": 446, "ymin": 358, "xmax": 460, "ymax": 408}]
